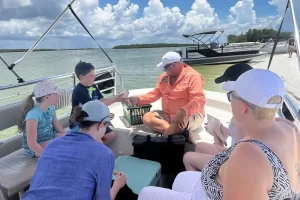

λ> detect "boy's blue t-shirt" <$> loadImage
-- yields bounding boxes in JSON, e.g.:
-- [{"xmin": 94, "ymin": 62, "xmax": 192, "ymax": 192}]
[
  {"xmin": 70, "ymin": 83, "xmax": 104, "ymax": 128},
  {"xmin": 22, "ymin": 131, "xmax": 114, "ymax": 200},
  {"xmin": 22, "ymin": 105, "xmax": 56, "ymax": 157}
]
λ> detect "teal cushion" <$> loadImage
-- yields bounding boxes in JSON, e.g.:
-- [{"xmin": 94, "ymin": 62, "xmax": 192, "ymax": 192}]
[{"xmin": 113, "ymin": 156, "xmax": 161, "ymax": 194}]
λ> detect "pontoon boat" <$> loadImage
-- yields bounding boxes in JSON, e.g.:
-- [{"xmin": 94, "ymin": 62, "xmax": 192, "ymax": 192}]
[
  {"xmin": 0, "ymin": 0, "xmax": 299, "ymax": 199},
  {"xmin": 180, "ymin": 29, "xmax": 266, "ymax": 65}
]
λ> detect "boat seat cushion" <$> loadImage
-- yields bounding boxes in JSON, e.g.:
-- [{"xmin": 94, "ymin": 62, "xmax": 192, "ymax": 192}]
[
  {"xmin": 0, "ymin": 149, "xmax": 38, "ymax": 197},
  {"xmin": 113, "ymin": 156, "xmax": 161, "ymax": 195},
  {"xmin": 0, "ymin": 88, "xmax": 73, "ymax": 132}
]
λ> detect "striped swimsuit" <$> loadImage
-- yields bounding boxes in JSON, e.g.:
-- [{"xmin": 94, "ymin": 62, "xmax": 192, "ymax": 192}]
[{"xmin": 201, "ymin": 139, "xmax": 296, "ymax": 200}]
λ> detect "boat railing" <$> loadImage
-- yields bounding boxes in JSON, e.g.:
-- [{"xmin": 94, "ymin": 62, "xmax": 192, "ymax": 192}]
[
  {"xmin": 186, "ymin": 42, "xmax": 261, "ymax": 51},
  {"xmin": 0, "ymin": 64, "xmax": 124, "ymax": 102},
  {"xmin": 280, "ymin": 93, "xmax": 300, "ymax": 129},
  {"xmin": 226, "ymin": 42, "xmax": 261, "ymax": 47},
  {"xmin": 186, "ymin": 46, "xmax": 205, "ymax": 51}
]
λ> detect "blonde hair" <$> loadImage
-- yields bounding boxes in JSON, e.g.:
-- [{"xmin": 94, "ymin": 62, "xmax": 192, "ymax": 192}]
[{"xmin": 232, "ymin": 91, "xmax": 282, "ymax": 120}]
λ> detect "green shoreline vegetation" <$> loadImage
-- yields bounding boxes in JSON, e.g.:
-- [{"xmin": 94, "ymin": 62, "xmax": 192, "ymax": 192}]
[
  {"xmin": 228, "ymin": 28, "xmax": 294, "ymax": 43},
  {"xmin": 0, "ymin": 43, "xmax": 192, "ymax": 52}
]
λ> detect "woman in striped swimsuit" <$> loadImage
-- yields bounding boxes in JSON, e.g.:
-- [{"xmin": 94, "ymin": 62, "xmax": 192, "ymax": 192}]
[{"xmin": 138, "ymin": 69, "xmax": 300, "ymax": 200}]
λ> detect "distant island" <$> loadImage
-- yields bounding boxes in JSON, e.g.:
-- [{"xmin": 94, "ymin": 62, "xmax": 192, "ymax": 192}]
[
  {"xmin": 0, "ymin": 48, "xmax": 97, "ymax": 53},
  {"xmin": 112, "ymin": 43, "xmax": 191, "ymax": 49},
  {"xmin": 0, "ymin": 44, "xmax": 192, "ymax": 52}
]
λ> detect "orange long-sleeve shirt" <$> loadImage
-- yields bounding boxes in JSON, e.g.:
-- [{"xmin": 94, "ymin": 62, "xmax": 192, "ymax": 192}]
[{"xmin": 138, "ymin": 64, "xmax": 206, "ymax": 121}]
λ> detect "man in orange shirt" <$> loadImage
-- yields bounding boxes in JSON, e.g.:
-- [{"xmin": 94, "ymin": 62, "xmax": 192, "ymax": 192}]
[{"xmin": 129, "ymin": 51, "xmax": 206, "ymax": 143}]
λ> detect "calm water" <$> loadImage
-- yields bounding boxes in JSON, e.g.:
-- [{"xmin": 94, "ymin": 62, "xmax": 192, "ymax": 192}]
[{"xmin": 0, "ymin": 48, "xmax": 235, "ymax": 104}]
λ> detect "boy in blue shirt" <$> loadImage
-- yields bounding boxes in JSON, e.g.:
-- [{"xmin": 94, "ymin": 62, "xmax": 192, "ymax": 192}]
[{"xmin": 70, "ymin": 61, "xmax": 125, "ymax": 145}]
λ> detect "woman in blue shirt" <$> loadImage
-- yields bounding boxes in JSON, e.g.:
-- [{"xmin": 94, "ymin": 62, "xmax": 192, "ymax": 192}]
[
  {"xmin": 22, "ymin": 101, "xmax": 126, "ymax": 200},
  {"xmin": 17, "ymin": 80, "xmax": 66, "ymax": 158}
]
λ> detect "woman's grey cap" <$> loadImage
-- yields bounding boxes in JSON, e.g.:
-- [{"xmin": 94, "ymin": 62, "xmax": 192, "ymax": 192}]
[{"xmin": 82, "ymin": 101, "xmax": 113, "ymax": 127}]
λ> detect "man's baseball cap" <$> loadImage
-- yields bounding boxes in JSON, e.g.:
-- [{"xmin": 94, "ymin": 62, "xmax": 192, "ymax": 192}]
[
  {"xmin": 82, "ymin": 101, "xmax": 113, "ymax": 127},
  {"xmin": 223, "ymin": 69, "xmax": 285, "ymax": 108},
  {"xmin": 215, "ymin": 63, "xmax": 253, "ymax": 84},
  {"xmin": 33, "ymin": 81, "xmax": 64, "ymax": 98},
  {"xmin": 157, "ymin": 51, "xmax": 181, "ymax": 69}
]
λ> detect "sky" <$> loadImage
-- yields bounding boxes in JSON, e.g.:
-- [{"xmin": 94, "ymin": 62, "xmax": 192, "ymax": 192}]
[{"xmin": 0, "ymin": 0, "xmax": 299, "ymax": 49}]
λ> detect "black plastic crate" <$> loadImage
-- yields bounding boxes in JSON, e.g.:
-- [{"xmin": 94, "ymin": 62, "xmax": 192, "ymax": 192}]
[{"xmin": 122, "ymin": 103, "xmax": 152, "ymax": 126}]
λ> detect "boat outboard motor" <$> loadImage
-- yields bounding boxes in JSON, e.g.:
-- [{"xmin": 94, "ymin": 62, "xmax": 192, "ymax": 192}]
[
  {"xmin": 95, "ymin": 72, "xmax": 115, "ymax": 94},
  {"xmin": 173, "ymin": 49, "xmax": 182, "ymax": 57}
]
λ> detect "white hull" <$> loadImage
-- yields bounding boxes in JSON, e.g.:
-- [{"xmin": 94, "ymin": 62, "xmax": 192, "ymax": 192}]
[
  {"xmin": 260, "ymin": 44, "xmax": 288, "ymax": 54},
  {"xmin": 182, "ymin": 52, "xmax": 266, "ymax": 65},
  {"xmin": 259, "ymin": 42, "xmax": 297, "ymax": 54}
]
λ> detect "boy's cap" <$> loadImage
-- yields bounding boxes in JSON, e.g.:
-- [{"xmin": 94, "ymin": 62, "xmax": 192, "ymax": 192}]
[
  {"xmin": 82, "ymin": 101, "xmax": 113, "ymax": 127},
  {"xmin": 33, "ymin": 81, "xmax": 64, "ymax": 98},
  {"xmin": 215, "ymin": 63, "xmax": 253, "ymax": 84},
  {"xmin": 223, "ymin": 69, "xmax": 285, "ymax": 109}
]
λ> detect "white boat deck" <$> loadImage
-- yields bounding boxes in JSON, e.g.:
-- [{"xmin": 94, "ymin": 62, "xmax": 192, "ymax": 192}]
[{"xmin": 108, "ymin": 88, "xmax": 233, "ymax": 152}]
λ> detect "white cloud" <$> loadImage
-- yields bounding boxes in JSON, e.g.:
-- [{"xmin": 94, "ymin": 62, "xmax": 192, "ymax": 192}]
[
  {"xmin": 228, "ymin": 0, "xmax": 256, "ymax": 24},
  {"xmin": 179, "ymin": 0, "xmax": 219, "ymax": 34},
  {"xmin": 268, "ymin": 0, "xmax": 300, "ymax": 32},
  {"xmin": 2, "ymin": 0, "xmax": 32, "ymax": 8},
  {"xmin": 0, "ymin": 0, "xmax": 294, "ymax": 48},
  {"xmin": 219, "ymin": 0, "xmax": 290, "ymax": 38},
  {"xmin": 268, "ymin": 0, "xmax": 288, "ymax": 15},
  {"xmin": 132, "ymin": 0, "xmax": 185, "ymax": 40}
]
